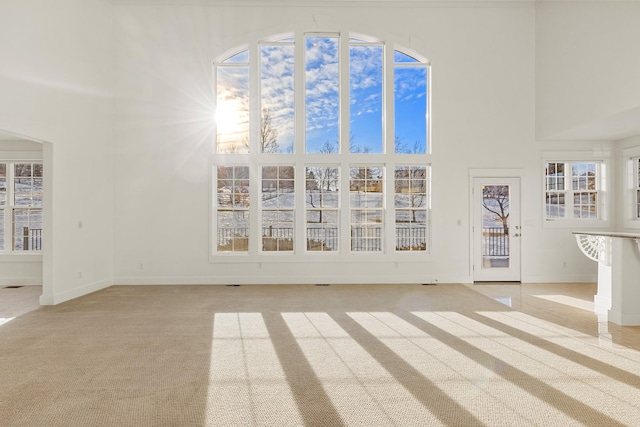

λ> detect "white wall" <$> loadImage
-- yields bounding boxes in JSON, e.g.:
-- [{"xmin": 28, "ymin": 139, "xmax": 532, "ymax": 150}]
[
  {"xmin": 112, "ymin": 2, "xmax": 597, "ymax": 285},
  {"xmin": 535, "ymin": 1, "xmax": 640, "ymax": 140},
  {"xmin": 1, "ymin": 0, "xmax": 611, "ymax": 298},
  {"xmin": 0, "ymin": 0, "xmax": 115, "ymax": 303}
]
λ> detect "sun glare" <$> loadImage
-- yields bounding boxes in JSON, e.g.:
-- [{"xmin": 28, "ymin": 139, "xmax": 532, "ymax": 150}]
[{"xmin": 215, "ymin": 99, "xmax": 246, "ymax": 137}]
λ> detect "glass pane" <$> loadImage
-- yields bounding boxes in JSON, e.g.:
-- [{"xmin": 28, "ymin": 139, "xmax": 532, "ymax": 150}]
[
  {"xmin": 349, "ymin": 166, "xmax": 383, "ymax": 207},
  {"xmin": 572, "ymin": 163, "xmax": 596, "ymax": 191},
  {"xmin": 574, "ymin": 192, "xmax": 597, "ymax": 219},
  {"xmin": 306, "ymin": 210, "xmax": 338, "ymax": 252},
  {"xmin": 262, "ymin": 166, "xmax": 278, "ymax": 179},
  {"xmin": 396, "ymin": 222, "xmax": 427, "ymax": 251},
  {"xmin": 13, "ymin": 208, "xmax": 42, "ymax": 251},
  {"xmin": 305, "ymin": 36, "xmax": 340, "ymax": 153},
  {"xmin": 32, "ymin": 178, "xmax": 43, "ymax": 207},
  {"xmin": 394, "ymin": 66, "xmax": 427, "ymax": 154},
  {"xmin": 394, "ymin": 166, "xmax": 429, "ymax": 252},
  {"xmin": 217, "ymin": 166, "xmax": 250, "ymax": 208},
  {"xmin": 350, "ymin": 44, "xmax": 383, "ymax": 153},
  {"xmin": 351, "ymin": 225, "xmax": 382, "ymax": 252},
  {"xmin": 394, "ymin": 50, "xmax": 419, "ymax": 63},
  {"xmin": 33, "ymin": 163, "xmax": 43, "ymax": 177},
  {"xmin": 261, "ymin": 44, "xmax": 295, "ymax": 153},
  {"xmin": 262, "ymin": 166, "xmax": 295, "ymax": 208},
  {"xmin": 0, "ymin": 177, "xmax": 6, "ymax": 206},
  {"xmin": 223, "ymin": 50, "xmax": 249, "ymax": 63},
  {"xmin": 482, "ymin": 185, "xmax": 510, "ymax": 269},
  {"xmin": 217, "ymin": 211, "xmax": 249, "ymax": 252},
  {"xmin": 0, "ymin": 209, "xmax": 4, "ymax": 251},
  {"xmin": 0, "ymin": 163, "xmax": 6, "ymax": 176},
  {"xmin": 14, "ymin": 178, "xmax": 33, "ymax": 206},
  {"xmin": 262, "ymin": 210, "xmax": 294, "ymax": 251},
  {"xmin": 546, "ymin": 192, "xmax": 565, "ymax": 219},
  {"xmin": 216, "ymin": 66, "xmax": 250, "ymax": 153},
  {"xmin": 15, "ymin": 163, "xmax": 31, "ymax": 177},
  {"xmin": 305, "ymin": 166, "xmax": 339, "ymax": 208}
]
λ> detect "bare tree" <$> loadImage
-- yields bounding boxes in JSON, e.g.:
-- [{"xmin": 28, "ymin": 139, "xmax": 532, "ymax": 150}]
[
  {"xmin": 394, "ymin": 135, "xmax": 422, "ymax": 154},
  {"xmin": 482, "ymin": 186, "xmax": 509, "ymax": 234},
  {"xmin": 350, "ymin": 132, "xmax": 372, "ymax": 153},
  {"xmin": 307, "ymin": 166, "xmax": 338, "ymax": 223},
  {"xmin": 318, "ymin": 140, "xmax": 338, "ymax": 154},
  {"xmin": 395, "ymin": 167, "xmax": 426, "ymax": 223},
  {"xmin": 260, "ymin": 107, "xmax": 280, "ymax": 153},
  {"xmin": 241, "ymin": 108, "xmax": 280, "ymax": 153}
]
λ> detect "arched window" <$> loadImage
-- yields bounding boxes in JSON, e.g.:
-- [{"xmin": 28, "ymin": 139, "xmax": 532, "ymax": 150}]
[{"xmin": 213, "ymin": 32, "xmax": 430, "ymax": 258}]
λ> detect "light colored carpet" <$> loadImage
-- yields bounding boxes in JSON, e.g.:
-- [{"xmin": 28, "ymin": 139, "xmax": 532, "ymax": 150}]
[{"xmin": 1, "ymin": 283, "xmax": 640, "ymax": 426}]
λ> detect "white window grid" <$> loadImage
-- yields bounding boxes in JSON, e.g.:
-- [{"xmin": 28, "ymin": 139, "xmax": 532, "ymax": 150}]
[
  {"xmin": 544, "ymin": 161, "xmax": 601, "ymax": 221},
  {"xmin": 0, "ymin": 161, "xmax": 43, "ymax": 252},
  {"xmin": 394, "ymin": 165, "xmax": 429, "ymax": 252},
  {"xmin": 212, "ymin": 31, "xmax": 431, "ymax": 259}
]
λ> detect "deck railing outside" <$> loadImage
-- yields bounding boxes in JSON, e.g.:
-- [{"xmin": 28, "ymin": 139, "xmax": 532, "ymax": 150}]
[{"xmin": 217, "ymin": 226, "xmax": 427, "ymax": 252}]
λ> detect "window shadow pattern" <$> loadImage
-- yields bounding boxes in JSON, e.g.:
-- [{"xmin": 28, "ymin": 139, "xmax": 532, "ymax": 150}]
[{"xmin": 3, "ymin": 284, "xmax": 640, "ymax": 426}]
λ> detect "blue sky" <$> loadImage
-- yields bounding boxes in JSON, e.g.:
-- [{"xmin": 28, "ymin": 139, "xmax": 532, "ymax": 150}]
[{"xmin": 217, "ymin": 38, "xmax": 428, "ymax": 154}]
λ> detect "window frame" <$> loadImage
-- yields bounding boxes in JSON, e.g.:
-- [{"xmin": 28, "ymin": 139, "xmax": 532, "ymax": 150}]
[
  {"xmin": 0, "ymin": 159, "xmax": 43, "ymax": 254},
  {"xmin": 542, "ymin": 151, "xmax": 610, "ymax": 229},
  {"xmin": 394, "ymin": 165, "xmax": 430, "ymax": 252},
  {"xmin": 305, "ymin": 165, "xmax": 340, "ymax": 253},
  {"xmin": 622, "ymin": 145, "xmax": 640, "ymax": 229},
  {"xmin": 211, "ymin": 31, "xmax": 432, "ymax": 263}
]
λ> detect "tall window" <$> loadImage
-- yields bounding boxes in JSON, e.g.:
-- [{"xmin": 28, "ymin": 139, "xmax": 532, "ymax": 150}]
[
  {"xmin": 545, "ymin": 161, "xmax": 601, "ymax": 220},
  {"xmin": 213, "ymin": 32, "xmax": 430, "ymax": 256},
  {"xmin": 216, "ymin": 166, "xmax": 250, "ymax": 252},
  {"xmin": 216, "ymin": 51, "xmax": 250, "ymax": 154},
  {"xmin": 305, "ymin": 36, "xmax": 340, "ymax": 154},
  {"xmin": 350, "ymin": 40, "xmax": 383, "ymax": 153},
  {"xmin": 306, "ymin": 166, "xmax": 339, "ymax": 251},
  {"xmin": 394, "ymin": 51, "xmax": 428, "ymax": 154},
  {"xmin": 394, "ymin": 166, "xmax": 429, "ymax": 251},
  {"xmin": 0, "ymin": 163, "xmax": 5, "ymax": 251},
  {"xmin": 0, "ymin": 162, "xmax": 43, "ymax": 252},
  {"xmin": 261, "ymin": 40, "xmax": 295, "ymax": 154},
  {"xmin": 350, "ymin": 166, "xmax": 384, "ymax": 251},
  {"xmin": 635, "ymin": 157, "xmax": 640, "ymax": 219},
  {"xmin": 262, "ymin": 166, "xmax": 295, "ymax": 251}
]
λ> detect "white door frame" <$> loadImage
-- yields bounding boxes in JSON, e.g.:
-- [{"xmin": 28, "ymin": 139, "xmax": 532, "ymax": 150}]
[{"xmin": 469, "ymin": 169, "xmax": 524, "ymax": 282}]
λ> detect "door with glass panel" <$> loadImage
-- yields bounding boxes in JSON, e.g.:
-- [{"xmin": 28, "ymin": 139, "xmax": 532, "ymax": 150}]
[{"xmin": 473, "ymin": 178, "xmax": 521, "ymax": 282}]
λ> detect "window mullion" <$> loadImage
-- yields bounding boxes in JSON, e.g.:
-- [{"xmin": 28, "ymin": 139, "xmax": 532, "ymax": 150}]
[
  {"xmin": 295, "ymin": 32, "xmax": 305, "ymax": 155},
  {"xmin": 566, "ymin": 162, "xmax": 573, "ymax": 219},
  {"xmin": 248, "ymin": 163, "xmax": 260, "ymax": 255},
  {"xmin": 636, "ymin": 158, "xmax": 640, "ymax": 219},
  {"xmin": 295, "ymin": 162, "xmax": 306, "ymax": 254},
  {"xmin": 385, "ymin": 44, "xmax": 394, "ymax": 155},
  {"xmin": 385, "ymin": 161, "xmax": 396, "ymax": 253},
  {"xmin": 339, "ymin": 33, "xmax": 351, "ymax": 252},
  {"xmin": 1, "ymin": 163, "xmax": 9, "ymax": 252},
  {"xmin": 340, "ymin": 158, "xmax": 350, "ymax": 253},
  {"xmin": 249, "ymin": 39, "xmax": 260, "ymax": 155},
  {"xmin": 339, "ymin": 32, "xmax": 349, "ymax": 155},
  {"xmin": 8, "ymin": 162, "xmax": 14, "ymax": 252}
]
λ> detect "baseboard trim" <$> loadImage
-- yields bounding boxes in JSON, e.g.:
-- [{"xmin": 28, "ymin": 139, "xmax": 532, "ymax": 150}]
[
  {"xmin": 0, "ymin": 277, "xmax": 42, "ymax": 286},
  {"xmin": 521, "ymin": 274, "xmax": 596, "ymax": 283},
  {"xmin": 114, "ymin": 275, "xmax": 436, "ymax": 285},
  {"xmin": 44, "ymin": 278, "xmax": 113, "ymax": 305}
]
